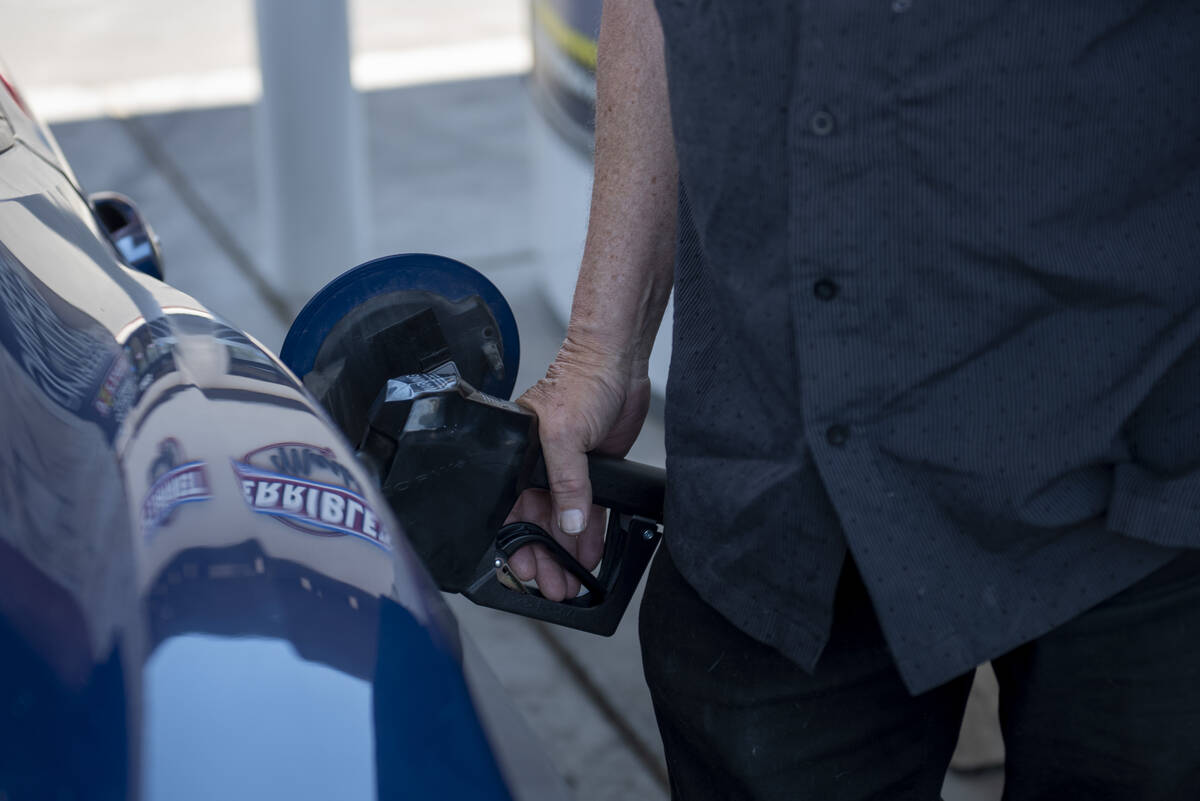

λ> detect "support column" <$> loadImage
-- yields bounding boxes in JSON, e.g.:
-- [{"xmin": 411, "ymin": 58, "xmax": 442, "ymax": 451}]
[{"xmin": 254, "ymin": 0, "xmax": 369, "ymax": 310}]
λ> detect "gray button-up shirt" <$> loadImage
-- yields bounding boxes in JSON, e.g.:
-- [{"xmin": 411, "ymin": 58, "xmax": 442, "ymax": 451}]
[{"xmin": 654, "ymin": 0, "xmax": 1200, "ymax": 693}]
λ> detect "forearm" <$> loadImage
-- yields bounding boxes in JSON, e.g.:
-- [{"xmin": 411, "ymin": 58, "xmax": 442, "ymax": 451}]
[{"xmin": 568, "ymin": 0, "xmax": 677, "ymax": 373}]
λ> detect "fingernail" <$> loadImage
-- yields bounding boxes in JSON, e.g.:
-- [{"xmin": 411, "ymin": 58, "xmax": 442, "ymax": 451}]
[{"xmin": 560, "ymin": 508, "xmax": 585, "ymax": 534}]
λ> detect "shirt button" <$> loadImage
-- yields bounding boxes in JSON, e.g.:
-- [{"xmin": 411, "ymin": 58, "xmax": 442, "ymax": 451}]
[
  {"xmin": 813, "ymin": 279, "xmax": 839, "ymax": 300},
  {"xmin": 810, "ymin": 109, "xmax": 835, "ymax": 136},
  {"xmin": 826, "ymin": 425, "xmax": 850, "ymax": 447},
  {"xmin": 891, "ymin": 0, "xmax": 912, "ymax": 12}
]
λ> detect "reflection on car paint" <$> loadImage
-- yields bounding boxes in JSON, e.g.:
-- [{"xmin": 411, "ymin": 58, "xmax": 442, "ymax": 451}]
[
  {"xmin": 211, "ymin": 320, "xmax": 295, "ymax": 387},
  {"xmin": 143, "ymin": 541, "xmax": 511, "ymax": 801},
  {"xmin": 92, "ymin": 350, "xmax": 136, "ymax": 426},
  {"xmin": 0, "ymin": 242, "xmax": 127, "ymax": 441},
  {"xmin": 122, "ymin": 316, "xmax": 177, "ymax": 394},
  {"xmin": 141, "ymin": 438, "xmax": 212, "ymax": 539},
  {"xmin": 117, "ymin": 312, "xmax": 298, "ymax": 422}
]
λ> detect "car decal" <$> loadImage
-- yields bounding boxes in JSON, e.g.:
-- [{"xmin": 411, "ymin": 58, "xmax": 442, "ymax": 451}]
[
  {"xmin": 141, "ymin": 437, "xmax": 212, "ymax": 538},
  {"xmin": 232, "ymin": 442, "xmax": 392, "ymax": 551},
  {"xmin": 142, "ymin": 461, "xmax": 212, "ymax": 538}
]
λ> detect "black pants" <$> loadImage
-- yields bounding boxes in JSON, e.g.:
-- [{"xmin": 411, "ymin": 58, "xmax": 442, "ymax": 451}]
[{"xmin": 639, "ymin": 545, "xmax": 1200, "ymax": 801}]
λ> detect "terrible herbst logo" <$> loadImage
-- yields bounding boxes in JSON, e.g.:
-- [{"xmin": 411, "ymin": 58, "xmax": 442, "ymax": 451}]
[{"xmin": 232, "ymin": 442, "xmax": 392, "ymax": 551}]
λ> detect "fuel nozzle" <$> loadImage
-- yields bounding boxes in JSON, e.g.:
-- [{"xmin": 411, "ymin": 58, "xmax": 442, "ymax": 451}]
[
  {"xmin": 281, "ymin": 254, "xmax": 663, "ymax": 635},
  {"xmin": 357, "ymin": 362, "xmax": 663, "ymax": 635}
]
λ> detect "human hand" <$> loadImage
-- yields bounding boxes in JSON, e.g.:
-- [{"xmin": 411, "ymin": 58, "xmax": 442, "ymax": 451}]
[{"xmin": 505, "ymin": 334, "xmax": 651, "ymax": 601}]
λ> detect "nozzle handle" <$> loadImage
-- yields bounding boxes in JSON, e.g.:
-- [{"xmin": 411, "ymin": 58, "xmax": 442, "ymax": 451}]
[
  {"xmin": 463, "ymin": 451, "xmax": 665, "ymax": 636},
  {"xmin": 529, "ymin": 453, "xmax": 665, "ymax": 521}
]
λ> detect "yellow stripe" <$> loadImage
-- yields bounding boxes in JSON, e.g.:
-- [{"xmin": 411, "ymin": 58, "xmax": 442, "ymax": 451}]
[{"xmin": 533, "ymin": 0, "xmax": 598, "ymax": 71}]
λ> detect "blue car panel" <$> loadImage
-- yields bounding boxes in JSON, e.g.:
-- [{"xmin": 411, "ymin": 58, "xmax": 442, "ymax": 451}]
[{"xmin": 0, "ymin": 80, "xmax": 564, "ymax": 801}]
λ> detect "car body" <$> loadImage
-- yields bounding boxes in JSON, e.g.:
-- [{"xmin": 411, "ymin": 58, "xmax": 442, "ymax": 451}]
[{"xmin": 0, "ymin": 59, "xmax": 567, "ymax": 801}]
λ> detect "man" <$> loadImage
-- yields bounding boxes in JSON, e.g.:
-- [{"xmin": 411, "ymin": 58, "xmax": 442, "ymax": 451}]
[{"xmin": 510, "ymin": 1, "xmax": 1200, "ymax": 798}]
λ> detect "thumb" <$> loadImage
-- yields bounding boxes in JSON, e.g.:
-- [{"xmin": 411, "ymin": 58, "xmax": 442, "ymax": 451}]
[{"xmin": 539, "ymin": 432, "xmax": 592, "ymax": 536}]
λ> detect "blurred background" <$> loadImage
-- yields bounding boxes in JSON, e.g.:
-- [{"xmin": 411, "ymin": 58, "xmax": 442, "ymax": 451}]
[{"xmin": 0, "ymin": 2, "xmax": 1002, "ymax": 798}]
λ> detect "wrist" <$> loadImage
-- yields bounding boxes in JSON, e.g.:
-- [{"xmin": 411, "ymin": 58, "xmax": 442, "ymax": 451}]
[
  {"xmin": 563, "ymin": 318, "xmax": 658, "ymax": 382},
  {"xmin": 559, "ymin": 325, "xmax": 635, "ymax": 375},
  {"xmin": 567, "ymin": 269, "xmax": 671, "ymax": 372}
]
